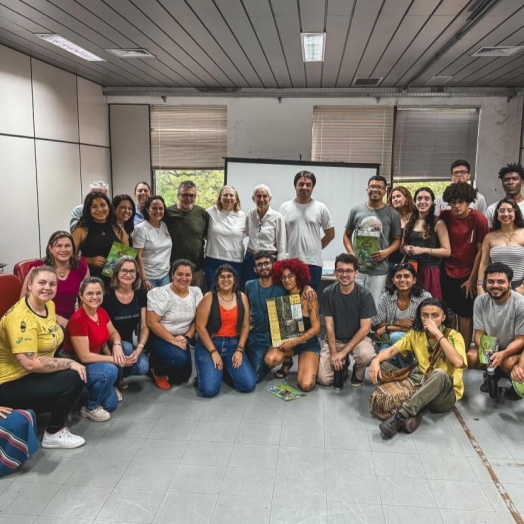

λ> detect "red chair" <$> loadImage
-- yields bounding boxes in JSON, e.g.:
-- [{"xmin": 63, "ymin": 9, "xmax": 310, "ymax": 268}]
[
  {"xmin": 0, "ymin": 274, "xmax": 22, "ymax": 317},
  {"xmin": 14, "ymin": 259, "xmax": 39, "ymax": 284}
]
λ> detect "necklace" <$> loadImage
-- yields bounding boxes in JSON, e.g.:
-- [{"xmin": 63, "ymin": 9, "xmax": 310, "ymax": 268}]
[
  {"xmin": 501, "ymin": 229, "xmax": 515, "ymax": 242},
  {"xmin": 56, "ymin": 265, "xmax": 70, "ymax": 278},
  {"xmin": 219, "ymin": 292, "xmax": 234, "ymax": 303}
]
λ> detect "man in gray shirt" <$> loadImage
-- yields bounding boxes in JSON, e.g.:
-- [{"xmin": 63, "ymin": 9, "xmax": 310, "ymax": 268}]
[
  {"xmin": 317, "ymin": 253, "xmax": 376, "ymax": 387},
  {"xmin": 469, "ymin": 262, "xmax": 524, "ymax": 400},
  {"xmin": 344, "ymin": 175, "xmax": 401, "ymax": 306}
]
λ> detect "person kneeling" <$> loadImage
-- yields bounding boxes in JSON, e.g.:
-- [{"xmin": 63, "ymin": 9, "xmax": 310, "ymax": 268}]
[
  {"xmin": 467, "ymin": 262, "xmax": 524, "ymax": 400},
  {"xmin": 370, "ymin": 298, "xmax": 467, "ymax": 439}
]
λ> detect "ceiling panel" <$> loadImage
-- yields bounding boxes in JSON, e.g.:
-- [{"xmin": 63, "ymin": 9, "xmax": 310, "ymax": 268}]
[{"xmin": 0, "ymin": 0, "xmax": 522, "ymax": 88}]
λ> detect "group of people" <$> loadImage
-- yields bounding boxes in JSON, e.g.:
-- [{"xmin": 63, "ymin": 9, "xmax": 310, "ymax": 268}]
[{"xmin": 2, "ymin": 160, "xmax": 524, "ymax": 476}]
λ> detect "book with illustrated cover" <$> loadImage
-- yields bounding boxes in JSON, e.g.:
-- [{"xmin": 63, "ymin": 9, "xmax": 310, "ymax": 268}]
[
  {"xmin": 101, "ymin": 242, "xmax": 138, "ymax": 278},
  {"xmin": 374, "ymin": 332, "xmax": 390, "ymax": 345},
  {"xmin": 266, "ymin": 384, "xmax": 306, "ymax": 402},
  {"xmin": 479, "ymin": 335, "xmax": 499, "ymax": 365},
  {"xmin": 267, "ymin": 294, "xmax": 304, "ymax": 347},
  {"xmin": 355, "ymin": 234, "xmax": 379, "ymax": 270}
]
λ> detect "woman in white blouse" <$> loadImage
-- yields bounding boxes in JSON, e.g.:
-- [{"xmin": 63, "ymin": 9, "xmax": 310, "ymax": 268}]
[
  {"xmin": 205, "ymin": 185, "xmax": 247, "ymax": 289},
  {"xmin": 244, "ymin": 184, "xmax": 287, "ymax": 282}
]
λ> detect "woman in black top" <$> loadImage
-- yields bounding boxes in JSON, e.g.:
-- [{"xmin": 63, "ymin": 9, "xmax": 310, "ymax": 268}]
[
  {"xmin": 102, "ymin": 256, "xmax": 149, "ymax": 385},
  {"xmin": 72, "ymin": 192, "xmax": 129, "ymax": 285}
]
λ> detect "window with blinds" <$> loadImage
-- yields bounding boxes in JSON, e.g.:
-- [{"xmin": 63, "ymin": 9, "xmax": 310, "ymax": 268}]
[
  {"xmin": 312, "ymin": 106, "xmax": 395, "ymax": 178},
  {"xmin": 393, "ymin": 107, "xmax": 480, "ymax": 182},
  {"xmin": 150, "ymin": 105, "xmax": 227, "ymax": 169}
]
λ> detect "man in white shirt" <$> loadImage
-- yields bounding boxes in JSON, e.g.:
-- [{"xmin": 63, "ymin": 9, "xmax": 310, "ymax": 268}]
[
  {"xmin": 69, "ymin": 181, "xmax": 109, "ymax": 232},
  {"xmin": 279, "ymin": 171, "xmax": 335, "ymax": 291},
  {"xmin": 434, "ymin": 160, "xmax": 487, "ymax": 216},
  {"xmin": 484, "ymin": 163, "xmax": 524, "ymax": 229}
]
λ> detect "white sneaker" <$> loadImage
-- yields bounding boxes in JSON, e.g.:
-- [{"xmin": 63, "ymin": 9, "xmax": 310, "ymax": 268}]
[
  {"xmin": 115, "ymin": 387, "xmax": 123, "ymax": 402},
  {"xmin": 80, "ymin": 405, "xmax": 111, "ymax": 422},
  {"xmin": 42, "ymin": 427, "xmax": 85, "ymax": 449}
]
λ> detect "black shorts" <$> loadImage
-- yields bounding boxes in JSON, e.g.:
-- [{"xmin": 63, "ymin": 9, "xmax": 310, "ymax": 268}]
[{"xmin": 441, "ymin": 271, "xmax": 474, "ymax": 319}]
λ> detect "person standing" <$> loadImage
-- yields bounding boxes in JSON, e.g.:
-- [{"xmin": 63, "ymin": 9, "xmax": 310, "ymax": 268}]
[
  {"xmin": 134, "ymin": 181, "xmax": 151, "ymax": 225},
  {"xmin": 70, "ymin": 181, "xmax": 109, "ymax": 232},
  {"xmin": 434, "ymin": 159, "xmax": 487, "ymax": 216},
  {"xmin": 164, "ymin": 181, "xmax": 209, "ymax": 290},
  {"xmin": 344, "ymin": 175, "xmax": 401, "ymax": 306},
  {"xmin": 279, "ymin": 171, "xmax": 334, "ymax": 291}
]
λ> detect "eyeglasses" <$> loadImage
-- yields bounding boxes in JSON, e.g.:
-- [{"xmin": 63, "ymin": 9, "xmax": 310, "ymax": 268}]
[
  {"xmin": 84, "ymin": 291, "xmax": 103, "ymax": 298},
  {"xmin": 335, "ymin": 269, "xmax": 355, "ymax": 275},
  {"xmin": 179, "ymin": 194, "xmax": 196, "ymax": 200},
  {"xmin": 451, "ymin": 170, "xmax": 469, "ymax": 177},
  {"xmin": 255, "ymin": 261, "xmax": 271, "ymax": 268},
  {"xmin": 498, "ymin": 209, "xmax": 515, "ymax": 215},
  {"xmin": 218, "ymin": 275, "xmax": 234, "ymax": 281},
  {"xmin": 280, "ymin": 273, "xmax": 295, "ymax": 281},
  {"xmin": 368, "ymin": 185, "xmax": 386, "ymax": 191},
  {"xmin": 393, "ymin": 263, "xmax": 415, "ymax": 271},
  {"xmin": 120, "ymin": 269, "xmax": 136, "ymax": 275}
]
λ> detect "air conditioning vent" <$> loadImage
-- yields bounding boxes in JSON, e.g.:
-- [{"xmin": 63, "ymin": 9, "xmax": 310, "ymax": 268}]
[
  {"xmin": 472, "ymin": 46, "xmax": 524, "ymax": 57},
  {"xmin": 353, "ymin": 77, "xmax": 383, "ymax": 87},
  {"xmin": 426, "ymin": 75, "xmax": 453, "ymax": 86},
  {"xmin": 106, "ymin": 48, "xmax": 155, "ymax": 58}
]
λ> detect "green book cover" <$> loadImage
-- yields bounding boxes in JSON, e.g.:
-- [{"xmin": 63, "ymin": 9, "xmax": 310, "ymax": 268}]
[
  {"xmin": 355, "ymin": 234, "xmax": 379, "ymax": 270},
  {"xmin": 101, "ymin": 242, "xmax": 137, "ymax": 278},
  {"xmin": 266, "ymin": 384, "xmax": 306, "ymax": 402},
  {"xmin": 267, "ymin": 294, "xmax": 304, "ymax": 347},
  {"xmin": 479, "ymin": 335, "xmax": 498, "ymax": 365}
]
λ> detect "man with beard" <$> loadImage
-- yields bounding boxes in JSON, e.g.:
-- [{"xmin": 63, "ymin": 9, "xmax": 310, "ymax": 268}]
[
  {"xmin": 485, "ymin": 164, "xmax": 524, "ymax": 229},
  {"xmin": 279, "ymin": 171, "xmax": 334, "ymax": 291},
  {"xmin": 468, "ymin": 262, "xmax": 524, "ymax": 399}
]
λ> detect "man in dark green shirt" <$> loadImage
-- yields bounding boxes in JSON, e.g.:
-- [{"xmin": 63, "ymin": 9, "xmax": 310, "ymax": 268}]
[{"xmin": 164, "ymin": 181, "xmax": 209, "ymax": 290}]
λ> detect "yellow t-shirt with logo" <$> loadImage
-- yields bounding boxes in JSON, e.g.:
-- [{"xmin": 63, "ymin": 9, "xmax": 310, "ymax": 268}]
[
  {"xmin": 394, "ymin": 328, "xmax": 467, "ymax": 400},
  {"xmin": 0, "ymin": 298, "xmax": 64, "ymax": 385}
]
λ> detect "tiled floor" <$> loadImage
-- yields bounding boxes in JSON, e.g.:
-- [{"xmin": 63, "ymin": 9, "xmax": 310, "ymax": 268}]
[{"xmin": 0, "ymin": 361, "xmax": 523, "ymax": 524}]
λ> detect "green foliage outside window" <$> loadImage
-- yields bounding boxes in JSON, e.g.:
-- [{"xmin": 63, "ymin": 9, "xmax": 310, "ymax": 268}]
[
  {"xmin": 154, "ymin": 169, "xmax": 225, "ymax": 209},
  {"xmin": 392, "ymin": 181, "xmax": 450, "ymax": 199}
]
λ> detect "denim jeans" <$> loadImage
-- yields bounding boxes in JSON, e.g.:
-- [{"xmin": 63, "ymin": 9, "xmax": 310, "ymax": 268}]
[
  {"xmin": 121, "ymin": 341, "xmax": 150, "ymax": 377},
  {"xmin": 85, "ymin": 362, "xmax": 119, "ymax": 412},
  {"xmin": 379, "ymin": 331, "xmax": 415, "ymax": 368},
  {"xmin": 246, "ymin": 339, "xmax": 270, "ymax": 383},
  {"xmin": 195, "ymin": 336, "xmax": 256, "ymax": 398},
  {"xmin": 308, "ymin": 265, "xmax": 322, "ymax": 292},
  {"xmin": 150, "ymin": 335, "xmax": 192, "ymax": 384},
  {"xmin": 149, "ymin": 273, "xmax": 170, "ymax": 288},
  {"xmin": 205, "ymin": 257, "xmax": 244, "ymax": 291}
]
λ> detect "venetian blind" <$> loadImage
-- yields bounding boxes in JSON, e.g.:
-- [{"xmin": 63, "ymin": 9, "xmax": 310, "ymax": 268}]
[
  {"xmin": 150, "ymin": 105, "xmax": 227, "ymax": 169},
  {"xmin": 393, "ymin": 107, "xmax": 480, "ymax": 182},
  {"xmin": 312, "ymin": 106, "xmax": 395, "ymax": 178}
]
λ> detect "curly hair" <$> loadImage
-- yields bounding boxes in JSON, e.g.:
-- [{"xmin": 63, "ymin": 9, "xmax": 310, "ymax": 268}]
[
  {"xmin": 43, "ymin": 231, "xmax": 79, "ymax": 270},
  {"xmin": 403, "ymin": 187, "xmax": 437, "ymax": 240},
  {"xmin": 142, "ymin": 195, "xmax": 166, "ymax": 222},
  {"xmin": 492, "ymin": 198, "xmax": 524, "ymax": 230},
  {"xmin": 272, "ymin": 258, "xmax": 310, "ymax": 290},
  {"xmin": 412, "ymin": 298, "xmax": 453, "ymax": 332},
  {"xmin": 498, "ymin": 163, "xmax": 524, "ymax": 181},
  {"xmin": 442, "ymin": 181, "xmax": 478, "ymax": 205},
  {"xmin": 484, "ymin": 262, "xmax": 513, "ymax": 285},
  {"xmin": 387, "ymin": 186, "xmax": 414, "ymax": 218},
  {"xmin": 76, "ymin": 192, "xmax": 122, "ymax": 238},
  {"xmin": 386, "ymin": 263, "xmax": 424, "ymax": 297},
  {"xmin": 112, "ymin": 194, "xmax": 136, "ymax": 236}
]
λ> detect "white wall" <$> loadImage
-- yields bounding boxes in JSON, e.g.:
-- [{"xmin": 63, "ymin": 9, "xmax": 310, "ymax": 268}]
[
  {"xmin": 0, "ymin": 44, "xmax": 110, "ymax": 271},
  {"xmin": 109, "ymin": 95, "xmax": 523, "ymax": 208}
]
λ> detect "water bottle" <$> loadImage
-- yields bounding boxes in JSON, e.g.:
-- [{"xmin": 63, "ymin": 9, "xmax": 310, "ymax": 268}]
[{"xmin": 334, "ymin": 368, "xmax": 344, "ymax": 391}]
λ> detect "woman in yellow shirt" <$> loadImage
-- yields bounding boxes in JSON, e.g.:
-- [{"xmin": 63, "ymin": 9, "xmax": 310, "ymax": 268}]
[{"xmin": 0, "ymin": 266, "xmax": 86, "ymax": 449}]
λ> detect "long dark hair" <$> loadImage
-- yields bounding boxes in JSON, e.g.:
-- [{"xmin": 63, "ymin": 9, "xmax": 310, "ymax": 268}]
[
  {"xmin": 143, "ymin": 195, "xmax": 166, "ymax": 222},
  {"xmin": 386, "ymin": 263, "xmax": 424, "ymax": 297},
  {"xmin": 412, "ymin": 298, "xmax": 453, "ymax": 332},
  {"xmin": 76, "ymin": 192, "xmax": 122, "ymax": 238},
  {"xmin": 492, "ymin": 198, "xmax": 524, "ymax": 230},
  {"xmin": 404, "ymin": 187, "xmax": 437, "ymax": 240},
  {"xmin": 112, "ymin": 194, "xmax": 136, "ymax": 236}
]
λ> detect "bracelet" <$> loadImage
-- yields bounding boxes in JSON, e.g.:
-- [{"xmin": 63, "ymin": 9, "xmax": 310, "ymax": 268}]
[
  {"xmin": 237, "ymin": 344, "xmax": 245, "ymax": 350},
  {"xmin": 208, "ymin": 349, "xmax": 217, "ymax": 355},
  {"xmin": 438, "ymin": 336, "xmax": 445, "ymax": 343},
  {"xmin": 113, "ymin": 342, "xmax": 122, "ymax": 347},
  {"xmin": 136, "ymin": 344, "xmax": 144, "ymax": 349},
  {"xmin": 476, "ymin": 280, "xmax": 483, "ymax": 285},
  {"xmin": 429, "ymin": 248, "xmax": 433, "ymax": 255},
  {"xmin": 235, "ymin": 348, "xmax": 244, "ymax": 353}
]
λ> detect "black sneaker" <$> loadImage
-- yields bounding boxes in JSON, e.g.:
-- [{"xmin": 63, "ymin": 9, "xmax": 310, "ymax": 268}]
[
  {"xmin": 401, "ymin": 412, "xmax": 422, "ymax": 434},
  {"xmin": 480, "ymin": 372, "xmax": 488, "ymax": 393},
  {"xmin": 379, "ymin": 412, "xmax": 404, "ymax": 439},
  {"xmin": 350, "ymin": 368, "xmax": 363, "ymax": 387},
  {"xmin": 506, "ymin": 386, "xmax": 523, "ymax": 401}
]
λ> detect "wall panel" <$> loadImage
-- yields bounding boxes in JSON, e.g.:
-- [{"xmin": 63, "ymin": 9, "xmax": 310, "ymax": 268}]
[
  {"xmin": 80, "ymin": 145, "xmax": 112, "ymax": 199},
  {"xmin": 78, "ymin": 77, "xmax": 109, "ymax": 147}
]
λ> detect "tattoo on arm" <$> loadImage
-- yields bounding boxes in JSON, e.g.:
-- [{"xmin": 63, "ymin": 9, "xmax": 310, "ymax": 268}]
[{"xmin": 39, "ymin": 357, "xmax": 73, "ymax": 371}]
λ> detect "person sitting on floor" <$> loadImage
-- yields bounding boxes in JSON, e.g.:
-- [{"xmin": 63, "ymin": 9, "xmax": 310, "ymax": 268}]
[
  {"xmin": 468, "ymin": 262, "xmax": 524, "ymax": 400},
  {"xmin": 370, "ymin": 298, "xmax": 467, "ymax": 439}
]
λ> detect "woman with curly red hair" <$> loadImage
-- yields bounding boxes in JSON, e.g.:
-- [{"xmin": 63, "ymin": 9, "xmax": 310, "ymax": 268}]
[{"xmin": 264, "ymin": 258, "xmax": 321, "ymax": 391}]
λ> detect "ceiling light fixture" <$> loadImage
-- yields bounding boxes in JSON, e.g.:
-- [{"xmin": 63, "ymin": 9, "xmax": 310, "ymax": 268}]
[
  {"xmin": 301, "ymin": 33, "xmax": 326, "ymax": 62},
  {"xmin": 35, "ymin": 34, "xmax": 105, "ymax": 61},
  {"xmin": 106, "ymin": 48, "xmax": 155, "ymax": 58}
]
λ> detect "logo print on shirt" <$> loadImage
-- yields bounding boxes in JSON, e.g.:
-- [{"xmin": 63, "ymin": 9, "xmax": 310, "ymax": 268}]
[{"xmin": 20, "ymin": 321, "xmax": 26, "ymax": 333}]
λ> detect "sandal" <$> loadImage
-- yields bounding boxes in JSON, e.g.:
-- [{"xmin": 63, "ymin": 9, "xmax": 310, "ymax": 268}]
[{"xmin": 274, "ymin": 357, "xmax": 294, "ymax": 379}]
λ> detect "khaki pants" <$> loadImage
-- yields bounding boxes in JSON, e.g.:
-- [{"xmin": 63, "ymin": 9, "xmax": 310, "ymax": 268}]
[
  {"xmin": 317, "ymin": 337, "xmax": 376, "ymax": 386},
  {"xmin": 380, "ymin": 362, "xmax": 456, "ymax": 417}
]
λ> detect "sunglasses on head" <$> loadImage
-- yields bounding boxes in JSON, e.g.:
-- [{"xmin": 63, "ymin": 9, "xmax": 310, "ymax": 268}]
[{"xmin": 393, "ymin": 263, "xmax": 416, "ymax": 271}]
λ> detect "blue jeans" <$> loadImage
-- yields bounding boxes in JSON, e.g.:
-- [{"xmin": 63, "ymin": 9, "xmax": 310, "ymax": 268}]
[
  {"xmin": 149, "ymin": 273, "xmax": 170, "ymax": 288},
  {"xmin": 205, "ymin": 257, "xmax": 244, "ymax": 290},
  {"xmin": 150, "ymin": 335, "xmax": 192, "ymax": 384},
  {"xmin": 85, "ymin": 362, "xmax": 119, "ymax": 412},
  {"xmin": 195, "ymin": 336, "xmax": 256, "ymax": 398},
  {"xmin": 379, "ymin": 331, "xmax": 415, "ymax": 368},
  {"xmin": 246, "ymin": 338, "xmax": 270, "ymax": 383},
  {"xmin": 121, "ymin": 341, "xmax": 149, "ymax": 377},
  {"xmin": 308, "ymin": 265, "xmax": 322, "ymax": 292}
]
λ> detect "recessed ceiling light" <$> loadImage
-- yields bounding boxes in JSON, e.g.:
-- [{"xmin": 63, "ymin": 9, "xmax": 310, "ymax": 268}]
[
  {"xmin": 472, "ymin": 46, "xmax": 524, "ymax": 57},
  {"xmin": 106, "ymin": 48, "xmax": 155, "ymax": 58},
  {"xmin": 301, "ymin": 33, "xmax": 326, "ymax": 62},
  {"xmin": 35, "ymin": 34, "xmax": 105, "ymax": 61}
]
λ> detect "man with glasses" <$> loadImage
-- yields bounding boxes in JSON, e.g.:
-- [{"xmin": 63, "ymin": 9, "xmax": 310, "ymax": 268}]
[
  {"xmin": 165, "ymin": 181, "xmax": 209, "ymax": 289},
  {"xmin": 434, "ymin": 160, "xmax": 487, "ymax": 215},
  {"xmin": 317, "ymin": 253, "xmax": 376, "ymax": 387},
  {"xmin": 485, "ymin": 163, "xmax": 524, "ymax": 229},
  {"xmin": 344, "ymin": 175, "xmax": 401, "ymax": 307}
]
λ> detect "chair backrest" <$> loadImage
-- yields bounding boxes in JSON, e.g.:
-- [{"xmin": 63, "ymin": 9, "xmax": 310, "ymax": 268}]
[
  {"xmin": 0, "ymin": 274, "xmax": 22, "ymax": 318},
  {"xmin": 13, "ymin": 259, "xmax": 39, "ymax": 284}
]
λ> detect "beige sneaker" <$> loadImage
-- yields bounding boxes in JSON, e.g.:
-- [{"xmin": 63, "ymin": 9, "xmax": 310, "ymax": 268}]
[
  {"xmin": 80, "ymin": 405, "xmax": 110, "ymax": 422},
  {"xmin": 118, "ymin": 377, "xmax": 128, "ymax": 390},
  {"xmin": 115, "ymin": 387, "xmax": 123, "ymax": 402}
]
